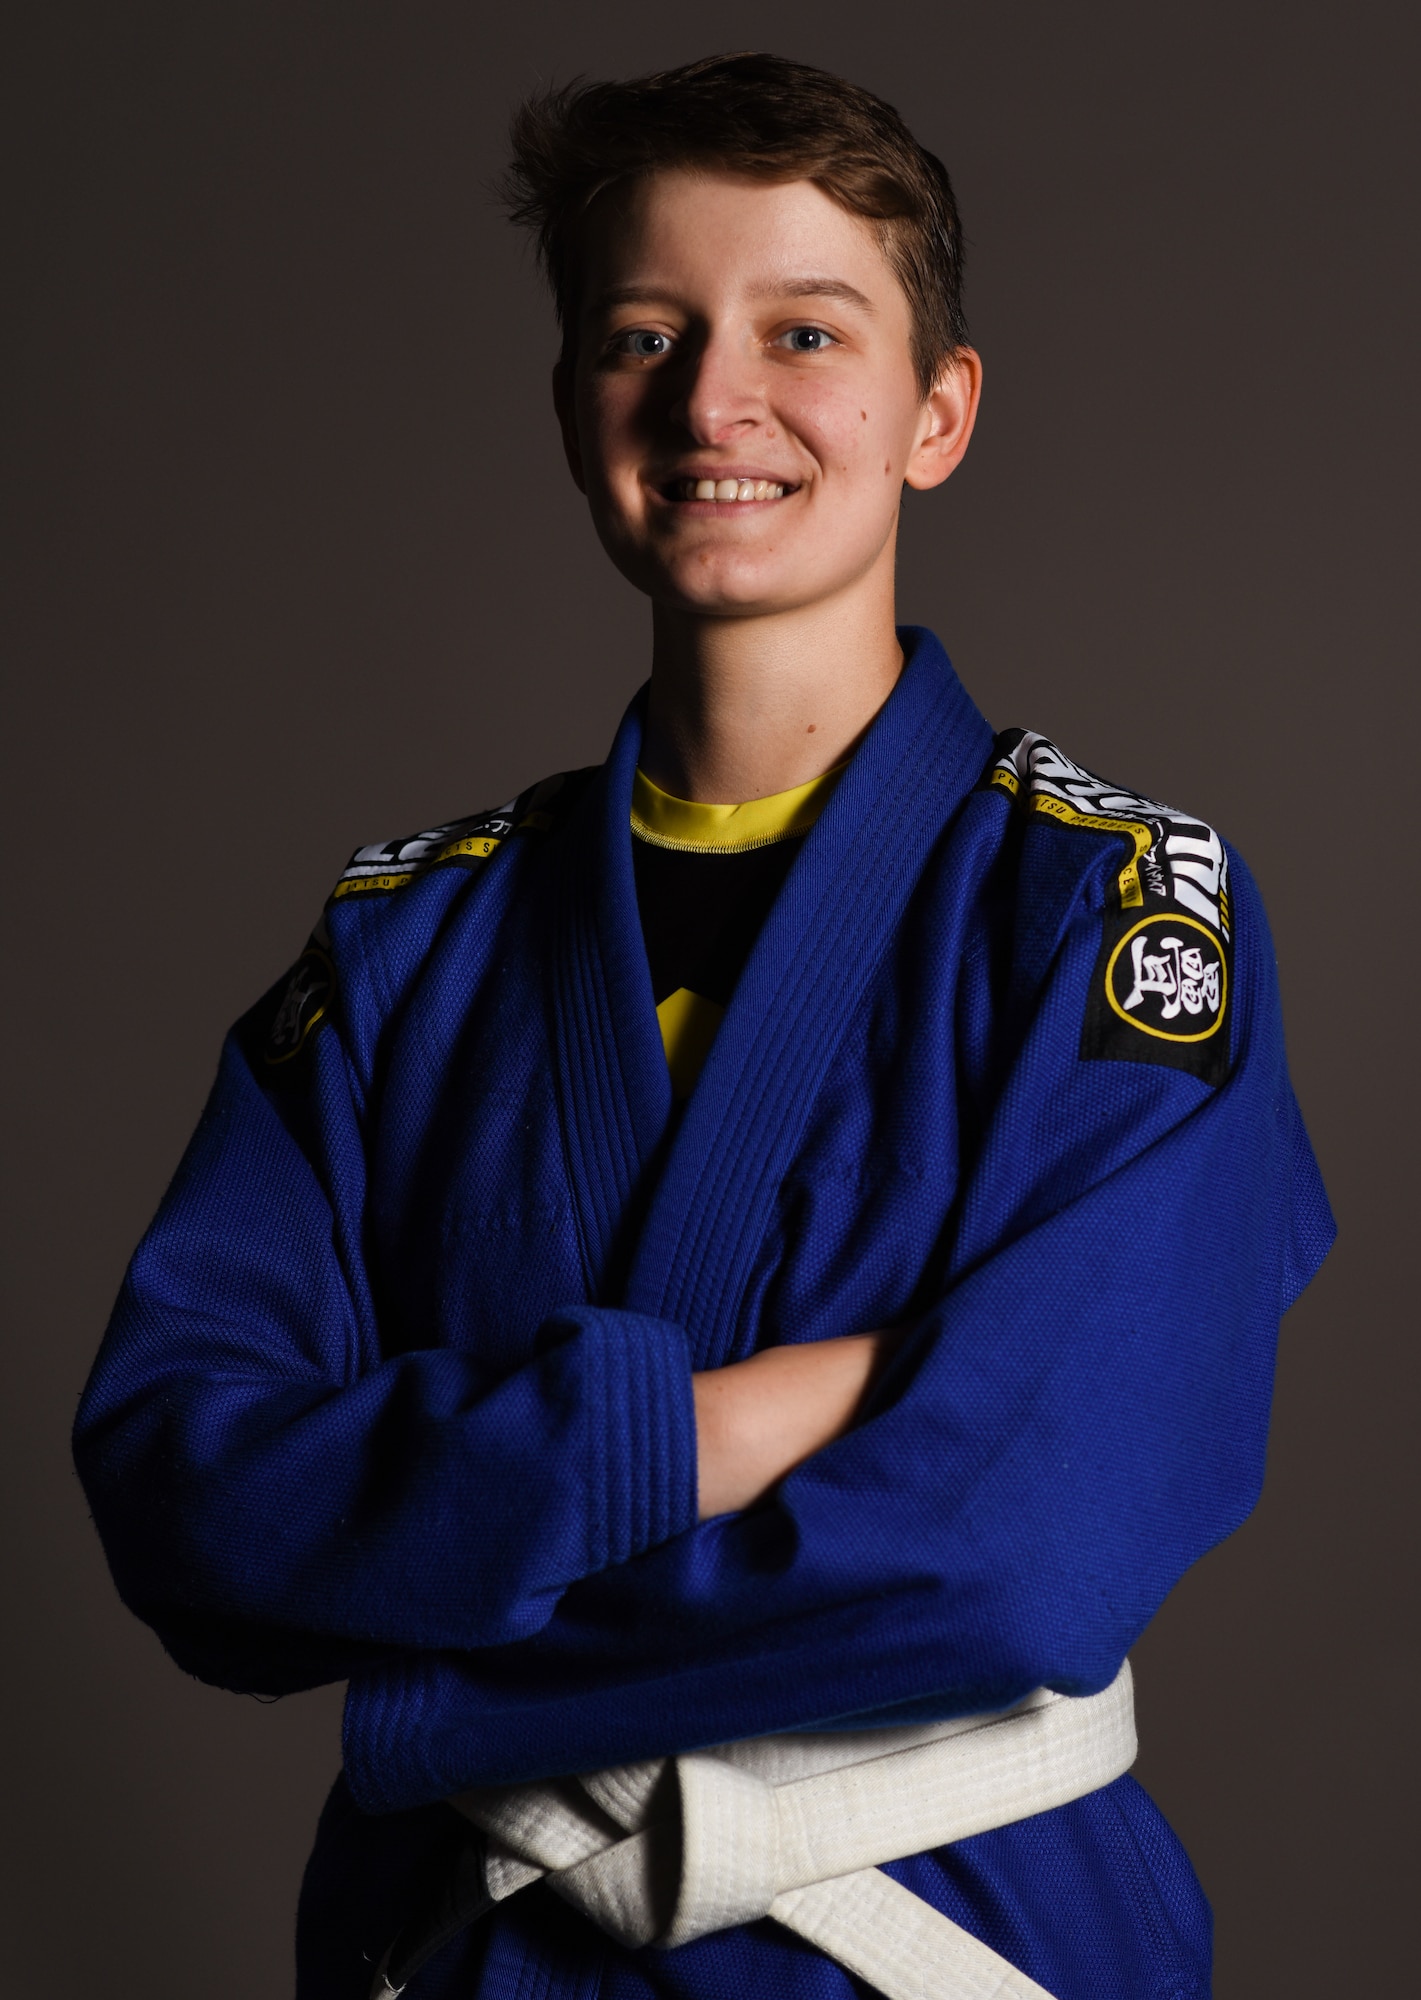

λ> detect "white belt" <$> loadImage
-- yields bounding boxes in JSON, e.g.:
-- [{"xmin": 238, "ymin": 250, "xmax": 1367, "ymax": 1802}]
[{"xmin": 433, "ymin": 1662, "xmax": 1136, "ymax": 2000}]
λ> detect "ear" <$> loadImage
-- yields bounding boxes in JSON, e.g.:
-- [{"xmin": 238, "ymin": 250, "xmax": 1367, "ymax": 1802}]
[
  {"xmin": 552, "ymin": 360, "xmax": 587, "ymax": 494},
  {"xmin": 904, "ymin": 347, "xmax": 983, "ymax": 492}
]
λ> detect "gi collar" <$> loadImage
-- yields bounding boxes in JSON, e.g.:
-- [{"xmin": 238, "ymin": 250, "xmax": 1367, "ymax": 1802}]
[{"xmin": 550, "ymin": 628, "xmax": 996, "ymax": 1358}]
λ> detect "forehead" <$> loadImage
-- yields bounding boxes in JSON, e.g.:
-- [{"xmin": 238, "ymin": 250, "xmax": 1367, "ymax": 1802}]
[{"xmin": 578, "ymin": 169, "xmax": 908, "ymax": 316}]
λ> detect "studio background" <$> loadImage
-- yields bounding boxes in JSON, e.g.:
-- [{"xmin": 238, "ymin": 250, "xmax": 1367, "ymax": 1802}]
[{"xmin": 4, "ymin": 4, "xmax": 1415, "ymax": 1994}]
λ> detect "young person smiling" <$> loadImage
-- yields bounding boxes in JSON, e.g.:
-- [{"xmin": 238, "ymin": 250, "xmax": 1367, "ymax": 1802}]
[
  {"xmin": 76, "ymin": 53, "xmax": 1333, "ymax": 2000},
  {"xmin": 562, "ymin": 155, "xmax": 982, "ymax": 1522}
]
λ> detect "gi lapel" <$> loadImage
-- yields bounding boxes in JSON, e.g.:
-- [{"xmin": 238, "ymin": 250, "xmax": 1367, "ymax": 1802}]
[
  {"xmin": 550, "ymin": 696, "xmax": 673, "ymax": 1299},
  {"xmin": 623, "ymin": 630, "xmax": 996, "ymax": 1370}
]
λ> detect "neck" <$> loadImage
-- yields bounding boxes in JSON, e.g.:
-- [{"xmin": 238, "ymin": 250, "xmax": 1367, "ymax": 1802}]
[{"xmin": 639, "ymin": 568, "xmax": 903, "ymax": 804}]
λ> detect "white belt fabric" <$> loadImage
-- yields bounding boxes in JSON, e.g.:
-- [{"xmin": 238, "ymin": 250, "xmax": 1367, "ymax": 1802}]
[{"xmin": 442, "ymin": 1662, "xmax": 1136, "ymax": 2000}]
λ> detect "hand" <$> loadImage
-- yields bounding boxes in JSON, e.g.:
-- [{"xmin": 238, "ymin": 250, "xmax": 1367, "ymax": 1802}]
[{"xmin": 692, "ymin": 1332, "xmax": 899, "ymax": 1520}]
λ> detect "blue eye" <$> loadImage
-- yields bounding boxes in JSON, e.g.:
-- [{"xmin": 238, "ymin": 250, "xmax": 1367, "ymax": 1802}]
[
  {"xmin": 618, "ymin": 329, "xmax": 672, "ymax": 359},
  {"xmin": 782, "ymin": 326, "xmax": 835, "ymax": 352}
]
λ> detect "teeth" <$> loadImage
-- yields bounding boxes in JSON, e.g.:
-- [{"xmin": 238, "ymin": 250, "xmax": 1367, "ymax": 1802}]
[{"xmin": 681, "ymin": 479, "xmax": 786, "ymax": 501}]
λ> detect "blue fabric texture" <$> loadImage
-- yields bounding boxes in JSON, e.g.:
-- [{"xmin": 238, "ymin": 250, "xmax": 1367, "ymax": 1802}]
[{"xmin": 75, "ymin": 630, "xmax": 1332, "ymax": 1998}]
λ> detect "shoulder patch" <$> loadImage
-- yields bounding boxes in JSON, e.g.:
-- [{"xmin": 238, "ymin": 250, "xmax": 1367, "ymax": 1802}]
[
  {"xmin": 329, "ymin": 772, "xmax": 581, "ymax": 903},
  {"xmin": 264, "ymin": 944, "xmax": 334, "ymax": 1064},
  {"xmin": 987, "ymin": 729, "xmax": 1233, "ymax": 1086}
]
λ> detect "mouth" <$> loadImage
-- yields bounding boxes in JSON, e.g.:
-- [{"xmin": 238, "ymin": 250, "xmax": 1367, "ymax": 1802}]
[{"xmin": 658, "ymin": 476, "xmax": 797, "ymax": 504}]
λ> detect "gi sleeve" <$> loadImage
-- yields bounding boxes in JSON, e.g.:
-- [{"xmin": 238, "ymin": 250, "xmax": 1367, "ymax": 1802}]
[
  {"xmin": 336, "ymin": 845, "xmax": 1336, "ymax": 1805},
  {"xmin": 72, "ymin": 931, "xmax": 698, "ymax": 1692}
]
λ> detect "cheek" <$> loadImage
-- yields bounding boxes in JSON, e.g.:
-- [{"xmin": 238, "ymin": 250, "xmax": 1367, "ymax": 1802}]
[
  {"xmin": 793, "ymin": 386, "xmax": 914, "ymax": 489},
  {"xmin": 575, "ymin": 380, "xmax": 643, "ymax": 490},
  {"xmin": 792, "ymin": 388, "xmax": 864, "ymax": 465}
]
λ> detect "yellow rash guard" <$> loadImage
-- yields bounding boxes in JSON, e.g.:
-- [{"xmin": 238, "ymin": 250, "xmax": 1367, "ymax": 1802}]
[{"xmin": 630, "ymin": 764, "xmax": 842, "ymax": 1098}]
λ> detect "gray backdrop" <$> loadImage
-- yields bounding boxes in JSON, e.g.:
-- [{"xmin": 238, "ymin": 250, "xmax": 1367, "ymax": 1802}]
[{"xmin": 4, "ymin": 3, "xmax": 1416, "ymax": 1993}]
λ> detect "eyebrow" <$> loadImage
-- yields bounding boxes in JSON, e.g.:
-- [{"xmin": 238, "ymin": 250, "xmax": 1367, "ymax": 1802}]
[
  {"xmin": 589, "ymin": 275, "xmax": 877, "ymax": 315},
  {"xmin": 755, "ymin": 276, "xmax": 877, "ymax": 313}
]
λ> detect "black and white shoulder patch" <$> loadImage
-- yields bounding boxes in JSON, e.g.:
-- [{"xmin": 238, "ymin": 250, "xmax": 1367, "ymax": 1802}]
[
  {"xmin": 328, "ymin": 773, "xmax": 575, "ymax": 904},
  {"xmin": 987, "ymin": 728, "xmax": 1232, "ymax": 1086}
]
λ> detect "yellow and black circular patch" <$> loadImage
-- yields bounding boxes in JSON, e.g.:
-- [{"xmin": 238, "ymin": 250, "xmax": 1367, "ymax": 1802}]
[
  {"xmin": 1104, "ymin": 914, "xmax": 1226, "ymax": 1044},
  {"xmin": 264, "ymin": 947, "xmax": 334, "ymax": 1064}
]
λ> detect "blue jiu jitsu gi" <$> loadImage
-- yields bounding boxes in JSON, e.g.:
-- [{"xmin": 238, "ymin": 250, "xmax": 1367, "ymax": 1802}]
[{"xmin": 74, "ymin": 629, "xmax": 1334, "ymax": 1999}]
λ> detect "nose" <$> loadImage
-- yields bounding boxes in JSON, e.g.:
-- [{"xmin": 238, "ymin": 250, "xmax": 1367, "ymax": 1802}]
[{"xmin": 668, "ymin": 326, "xmax": 764, "ymax": 444}]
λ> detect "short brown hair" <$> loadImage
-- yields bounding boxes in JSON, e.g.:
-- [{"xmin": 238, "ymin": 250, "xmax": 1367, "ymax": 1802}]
[{"xmin": 501, "ymin": 52, "xmax": 968, "ymax": 396}]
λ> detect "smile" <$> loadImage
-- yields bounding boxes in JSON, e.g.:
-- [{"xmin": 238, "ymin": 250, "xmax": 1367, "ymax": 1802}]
[{"xmin": 663, "ymin": 477, "xmax": 794, "ymax": 503}]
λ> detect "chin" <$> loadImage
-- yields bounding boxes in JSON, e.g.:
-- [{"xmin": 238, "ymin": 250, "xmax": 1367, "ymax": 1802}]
[
  {"xmin": 662, "ymin": 577, "xmax": 807, "ymax": 618},
  {"xmin": 600, "ymin": 515, "xmax": 880, "ymax": 617},
  {"xmin": 655, "ymin": 548, "xmax": 836, "ymax": 616},
  {"xmin": 601, "ymin": 543, "xmax": 785, "ymax": 614}
]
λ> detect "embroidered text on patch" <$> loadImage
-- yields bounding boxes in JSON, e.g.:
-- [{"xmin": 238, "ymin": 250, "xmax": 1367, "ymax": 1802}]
[
  {"xmin": 987, "ymin": 729, "xmax": 1233, "ymax": 1085},
  {"xmin": 1107, "ymin": 916, "xmax": 1226, "ymax": 1043},
  {"xmin": 329, "ymin": 775, "xmax": 575, "ymax": 903},
  {"xmin": 331, "ymin": 804, "xmax": 519, "ymax": 901}
]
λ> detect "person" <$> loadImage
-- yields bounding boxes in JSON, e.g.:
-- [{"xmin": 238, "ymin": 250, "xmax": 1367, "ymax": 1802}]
[{"xmin": 74, "ymin": 51, "xmax": 1334, "ymax": 2000}]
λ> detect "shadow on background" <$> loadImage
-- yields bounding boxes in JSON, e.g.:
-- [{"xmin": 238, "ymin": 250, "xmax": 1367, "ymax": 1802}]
[{"xmin": 3, "ymin": 4, "xmax": 1415, "ymax": 1993}]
